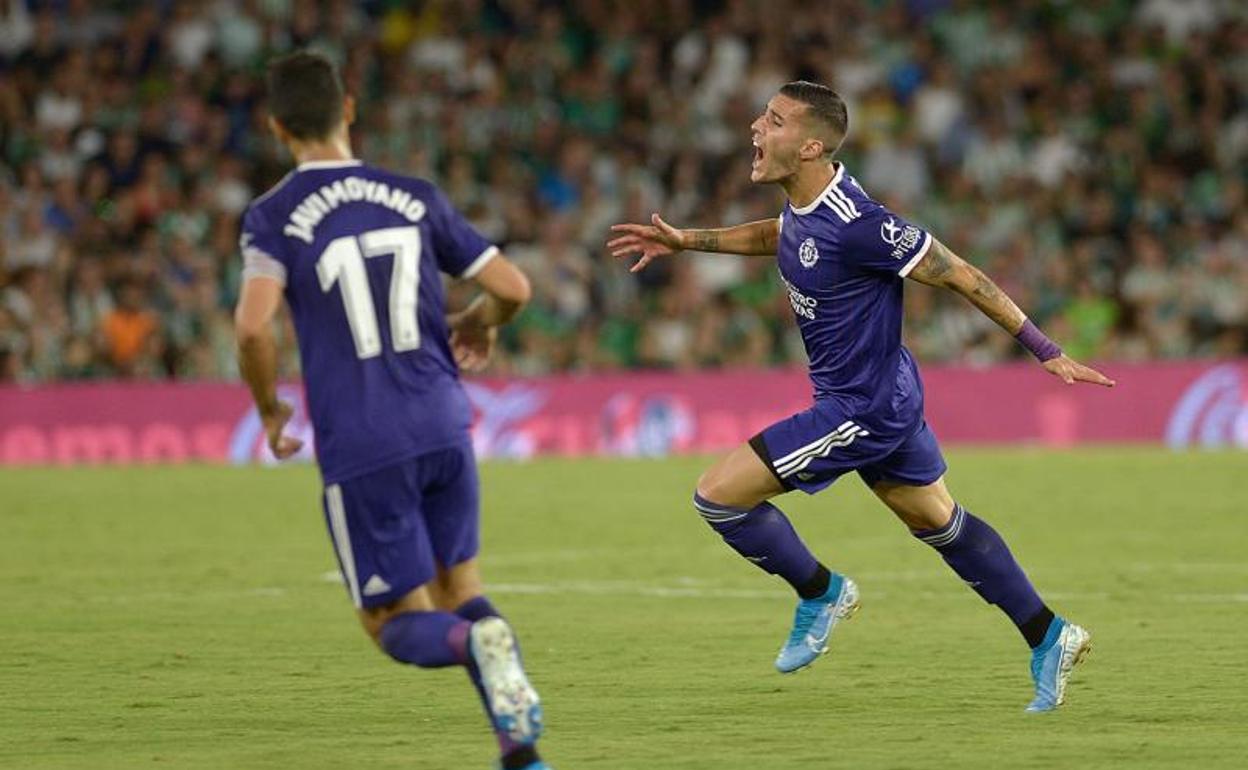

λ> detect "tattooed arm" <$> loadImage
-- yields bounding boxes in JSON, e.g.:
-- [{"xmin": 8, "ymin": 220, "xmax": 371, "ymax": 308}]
[
  {"xmin": 681, "ymin": 220, "xmax": 780, "ymax": 256},
  {"xmin": 608, "ymin": 214, "xmax": 779, "ymax": 272},
  {"xmin": 907, "ymin": 238, "xmax": 1115, "ymax": 387},
  {"xmin": 906, "ymin": 238, "xmax": 1027, "ymax": 334}
]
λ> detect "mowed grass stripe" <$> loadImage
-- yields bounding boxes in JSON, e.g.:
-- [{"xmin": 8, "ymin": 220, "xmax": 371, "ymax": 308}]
[{"xmin": 0, "ymin": 448, "xmax": 1245, "ymax": 769}]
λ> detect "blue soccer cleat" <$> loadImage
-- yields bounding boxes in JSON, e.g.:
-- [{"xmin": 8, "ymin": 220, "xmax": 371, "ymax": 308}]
[
  {"xmin": 1026, "ymin": 617, "xmax": 1092, "ymax": 712},
  {"xmin": 470, "ymin": 617, "xmax": 544, "ymax": 743},
  {"xmin": 775, "ymin": 573, "xmax": 860, "ymax": 673}
]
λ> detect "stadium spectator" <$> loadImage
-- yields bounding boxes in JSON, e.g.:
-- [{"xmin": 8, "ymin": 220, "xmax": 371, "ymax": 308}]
[
  {"xmin": 100, "ymin": 278, "xmax": 158, "ymax": 377},
  {"xmin": 0, "ymin": 0, "xmax": 1244, "ymax": 382}
]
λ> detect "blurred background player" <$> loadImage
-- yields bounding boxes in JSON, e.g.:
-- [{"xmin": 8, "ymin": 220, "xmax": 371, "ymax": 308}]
[
  {"xmin": 233, "ymin": 51, "xmax": 551, "ymax": 769},
  {"xmin": 609, "ymin": 81, "xmax": 1113, "ymax": 712}
]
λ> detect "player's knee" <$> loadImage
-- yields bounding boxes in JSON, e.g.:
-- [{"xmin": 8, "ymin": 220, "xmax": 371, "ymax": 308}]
[
  {"xmin": 426, "ymin": 577, "xmax": 468, "ymax": 612},
  {"xmin": 695, "ymin": 466, "xmax": 731, "ymax": 506},
  {"xmin": 434, "ymin": 586, "xmax": 478, "ymax": 612},
  {"xmin": 897, "ymin": 501, "xmax": 953, "ymax": 531},
  {"xmin": 431, "ymin": 567, "xmax": 483, "ymax": 611},
  {"xmin": 357, "ymin": 608, "xmax": 390, "ymax": 647},
  {"xmin": 693, "ymin": 488, "xmax": 754, "ymax": 536}
]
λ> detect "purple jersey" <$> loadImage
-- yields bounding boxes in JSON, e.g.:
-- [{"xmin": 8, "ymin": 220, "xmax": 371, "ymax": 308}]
[
  {"xmin": 239, "ymin": 159, "xmax": 496, "ymax": 483},
  {"xmin": 776, "ymin": 163, "xmax": 933, "ymax": 437}
]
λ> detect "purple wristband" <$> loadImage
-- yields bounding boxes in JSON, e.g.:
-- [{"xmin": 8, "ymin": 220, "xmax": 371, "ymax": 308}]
[{"xmin": 1015, "ymin": 319, "xmax": 1062, "ymax": 362}]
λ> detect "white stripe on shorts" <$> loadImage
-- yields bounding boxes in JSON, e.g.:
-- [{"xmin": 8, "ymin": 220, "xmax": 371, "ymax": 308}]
[
  {"xmin": 325, "ymin": 484, "xmax": 362, "ymax": 608},
  {"xmin": 776, "ymin": 426, "xmax": 868, "ymax": 478},
  {"xmin": 773, "ymin": 420, "xmax": 858, "ymax": 467}
]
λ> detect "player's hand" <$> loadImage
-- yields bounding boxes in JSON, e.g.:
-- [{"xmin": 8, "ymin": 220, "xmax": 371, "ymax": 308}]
[
  {"xmin": 261, "ymin": 401, "xmax": 304, "ymax": 459},
  {"xmin": 449, "ymin": 319, "xmax": 497, "ymax": 373},
  {"xmin": 608, "ymin": 213, "xmax": 686, "ymax": 272},
  {"xmin": 1042, "ymin": 354, "xmax": 1115, "ymax": 387}
]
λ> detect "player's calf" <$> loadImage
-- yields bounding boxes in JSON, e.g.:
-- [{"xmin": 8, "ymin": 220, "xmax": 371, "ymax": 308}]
[
  {"xmin": 910, "ymin": 500, "xmax": 1092, "ymax": 710},
  {"xmin": 693, "ymin": 493, "xmax": 831, "ymax": 597},
  {"xmin": 378, "ymin": 609, "xmax": 549, "ymax": 766},
  {"xmin": 377, "ymin": 610, "xmax": 473, "ymax": 668},
  {"xmin": 693, "ymin": 492, "xmax": 860, "ymax": 673},
  {"xmin": 911, "ymin": 502, "xmax": 1056, "ymax": 648}
]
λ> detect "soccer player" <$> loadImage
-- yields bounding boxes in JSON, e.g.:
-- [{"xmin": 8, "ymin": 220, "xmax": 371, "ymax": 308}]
[
  {"xmin": 234, "ymin": 51, "xmax": 551, "ymax": 768},
  {"xmin": 608, "ymin": 81, "xmax": 1112, "ymax": 712}
]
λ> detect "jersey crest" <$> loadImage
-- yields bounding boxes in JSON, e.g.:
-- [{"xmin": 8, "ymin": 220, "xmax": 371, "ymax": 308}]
[{"xmin": 798, "ymin": 237, "xmax": 820, "ymax": 268}]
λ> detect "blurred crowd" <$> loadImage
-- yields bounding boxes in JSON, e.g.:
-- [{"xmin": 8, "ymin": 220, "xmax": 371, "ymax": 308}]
[{"xmin": 1, "ymin": 0, "xmax": 1246, "ymax": 383}]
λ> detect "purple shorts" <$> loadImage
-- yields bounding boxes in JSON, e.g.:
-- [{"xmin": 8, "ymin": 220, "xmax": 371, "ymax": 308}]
[
  {"xmin": 322, "ymin": 443, "xmax": 480, "ymax": 609},
  {"xmin": 749, "ymin": 401, "xmax": 947, "ymax": 494}
]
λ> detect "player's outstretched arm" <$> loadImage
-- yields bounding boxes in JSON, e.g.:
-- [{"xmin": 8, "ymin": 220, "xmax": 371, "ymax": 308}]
[
  {"xmin": 907, "ymin": 238, "xmax": 1115, "ymax": 387},
  {"xmin": 447, "ymin": 254, "xmax": 531, "ymax": 372},
  {"xmin": 235, "ymin": 276, "xmax": 304, "ymax": 458},
  {"xmin": 608, "ymin": 213, "xmax": 779, "ymax": 272}
]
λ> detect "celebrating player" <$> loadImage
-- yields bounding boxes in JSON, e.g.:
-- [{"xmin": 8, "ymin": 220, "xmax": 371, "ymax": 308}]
[
  {"xmin": 234, "ymin": 51, "xmax": 551, "ymax": 769},
  {"xmin": 609, "ymin": 81, "xmax": 1113, "ymax": 712}
]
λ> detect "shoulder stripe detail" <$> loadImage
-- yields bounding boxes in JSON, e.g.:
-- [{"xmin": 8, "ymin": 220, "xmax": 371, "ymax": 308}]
[
  {"xmin": 789, "ymin": 163, "xmax": 847, "ymax": 216},
  {"xmin": 826, "ymin": 183, "xmax": 861, "ymax": 220},
  {"xmin": 459, "ymin": 245, "xmax": 499, "ymax": 279},
  {"xmin": 821, "ymin": 192, "xmax": 856, "ymax": 223},
  {"xmin": 898, "ymin": 233, "xmax": 933, "ymax": 278}
]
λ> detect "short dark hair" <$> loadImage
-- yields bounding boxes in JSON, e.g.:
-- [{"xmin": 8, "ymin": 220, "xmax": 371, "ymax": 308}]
[
  {"xmin": 779, "ymin": 81, "xmax": 848, "ymax": 157},
  {"xmin": 266, "ymin": 50, "xmax": 344, "ymax": 141}
]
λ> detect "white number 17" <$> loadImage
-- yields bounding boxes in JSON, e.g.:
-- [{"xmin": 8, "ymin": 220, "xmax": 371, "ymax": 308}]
[{"xmin": 316, "ymin": 226, "xmax": 422, "ymax": 359}]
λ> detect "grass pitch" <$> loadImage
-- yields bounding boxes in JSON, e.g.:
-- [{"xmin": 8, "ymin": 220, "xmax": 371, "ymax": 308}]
[{"xmin": 1, "ymin": 448, "xmax": 1246, "ymax": 769}]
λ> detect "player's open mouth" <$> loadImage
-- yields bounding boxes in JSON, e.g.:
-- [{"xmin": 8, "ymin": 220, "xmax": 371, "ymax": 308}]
[{"xmin": 752, "ymin": 140, "xmax": 764, "ymax": 167}]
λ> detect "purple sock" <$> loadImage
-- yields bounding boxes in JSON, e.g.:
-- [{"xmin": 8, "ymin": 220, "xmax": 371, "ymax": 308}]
[
  {"xmin": 455, "ymin": 595, "xmax": 501, "ymax": 622},
  {"xmin": 914, "ymin": 503, "xmax": 1049, "ymax": 637},
  {"xmin": 694, "ymin": 493, "xmax": 822, "ymax": 595},
  {"xmin": 453, "ymin": 596, "xmax": 530, "ymax": 758},
  {"xmin": 378, "ymin": 611, "xmax": 470, "ymax": 668}
]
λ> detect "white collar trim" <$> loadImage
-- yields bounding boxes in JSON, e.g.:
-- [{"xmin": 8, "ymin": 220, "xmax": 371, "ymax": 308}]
[
  {"xmin": 788, "ymin": 163, "xmax": 844, "ymax": 216},
  {"xmin": 296, "ymin": 159, "xmax": 362, "ymax": 171}
]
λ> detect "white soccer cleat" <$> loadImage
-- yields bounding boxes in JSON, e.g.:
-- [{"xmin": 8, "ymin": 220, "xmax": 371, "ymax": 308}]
[{"xmin": 469, "ymin": 617, "xmax": 544, "ymax": 743}]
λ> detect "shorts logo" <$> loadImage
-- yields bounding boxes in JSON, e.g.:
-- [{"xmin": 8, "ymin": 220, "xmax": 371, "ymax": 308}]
[
  {"xmin": 881, "ymin": 217, "xmax": 923, "ymax": 260},
  {"xmin": 798, "ymin": 237, "xmax": 820, "ymax": 268},
  {"xmin": 361, "ymin": 574, "xmax": 392, "ymax": 596}
]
